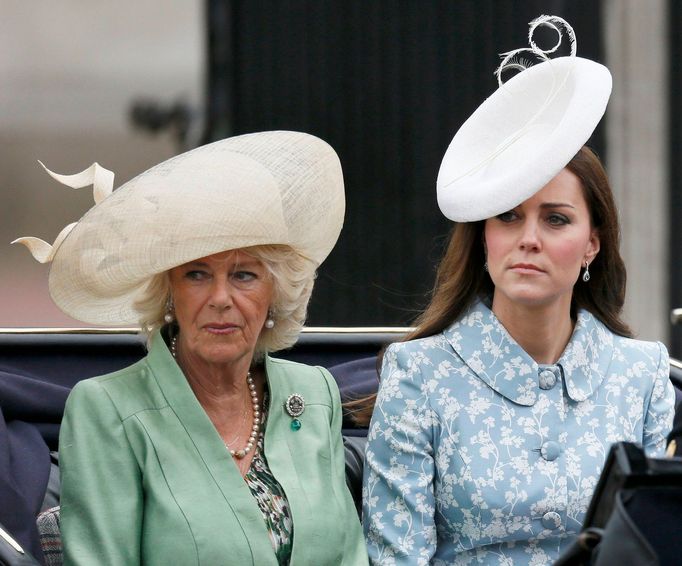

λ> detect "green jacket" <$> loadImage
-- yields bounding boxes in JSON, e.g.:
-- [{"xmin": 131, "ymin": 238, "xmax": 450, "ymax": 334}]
[{"xmin": 60, "ymin": 332, "xmax": 368, "ymax": 565}]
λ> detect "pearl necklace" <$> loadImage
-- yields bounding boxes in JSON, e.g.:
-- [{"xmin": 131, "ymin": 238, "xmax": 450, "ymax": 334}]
[{"xmin": 170, "ymin": 335, "xmax": 261, "ymax": 459}]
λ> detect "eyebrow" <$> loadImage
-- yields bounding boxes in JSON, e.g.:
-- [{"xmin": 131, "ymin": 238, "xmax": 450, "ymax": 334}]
[
  {"xmin": 186, "ymin": 259, "xmax": 263, "ymax": 268},
  {"xmin": 539, "ymin": 202, "xmax": 576, "ymax": 210},
  {"xmin": 233, "ymin": 260, "xmax": 263, "ymax": 268}
]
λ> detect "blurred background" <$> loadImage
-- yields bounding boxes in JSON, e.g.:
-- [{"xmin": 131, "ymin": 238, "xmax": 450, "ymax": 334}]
[{"xmin": 2, "ymin": 1, "xmax": 681, "ymax": 355}]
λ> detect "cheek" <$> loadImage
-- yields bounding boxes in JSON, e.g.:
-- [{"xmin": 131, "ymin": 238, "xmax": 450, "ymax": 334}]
[
  {"xmin": 173, "ymin": 295, "xmax": 201, "ymax": 324},
  {"xmin": 241, "ymin": 287, "xmax": 274, "ymax": 321},
  {"xmin": 551, "ymin": 236, "xmax": 590, "ymax": 269},
  {"xmin": 169, "ymin": 283, "xmax": 204, "ymax": 323},
  {"xmin": 168, "ymin": 273, "xmax": 187, "ymax": 307},
  {"xmin": 258, "ymin": 281, "xmax": 275, "ymax": 309},
  {"xmin": 483, "ymin": 224, "xmax": 507, "ymax": 263}
]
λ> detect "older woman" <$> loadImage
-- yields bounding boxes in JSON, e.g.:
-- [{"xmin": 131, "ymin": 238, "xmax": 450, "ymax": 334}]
[
  {"xmin": 15, "ymin": 131, "xmax": 367, "ymax": 565},
  {"xmin": 361, "ymin": 17, "xmax": 675, "ymax": 566}
]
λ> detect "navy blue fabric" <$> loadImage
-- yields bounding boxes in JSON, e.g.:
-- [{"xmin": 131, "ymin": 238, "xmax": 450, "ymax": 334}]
[
  {"xmin": 328, "ymin": 356, "xmax": 379, "ymax": 435},
  {"xmin": 331, "ymin": 356, "xmax": 379, "ymax": 399},
  {"xmin": 0, "ymin": 369, "xmax": 70, "ymax": 450},
  {"xmin": 0, "ymin": 370, "xmax": 69, "ymax": 564}
]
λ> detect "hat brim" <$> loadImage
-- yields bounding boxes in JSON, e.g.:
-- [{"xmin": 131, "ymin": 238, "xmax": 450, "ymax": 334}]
[{"xmin": 437, "ymin": 57, "xmax": 612, "ymax": 222}]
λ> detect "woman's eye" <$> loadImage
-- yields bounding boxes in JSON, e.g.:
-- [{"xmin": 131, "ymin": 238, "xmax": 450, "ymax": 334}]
[
  {"xmin": 185, "ymin": 270, "xmax": 208, "ymax": 281},
  {"xmin": 497, "ymin": 211, "xmax": 517, "ymax": 222},
  {"xmin": 233, "ymin": 271, "xmax": 257, "ymax": 282},
  {"xmin": 547, "ymin": 213, "xmax": 570, "ymax": 226}
]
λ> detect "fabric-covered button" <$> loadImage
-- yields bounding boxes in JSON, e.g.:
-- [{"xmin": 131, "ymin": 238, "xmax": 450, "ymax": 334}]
[
  {"xmin": 539, "ymin": 368, "xmax": 557, "ymax": 390},
  {"xmin": 542, "ymin": 511, "xmax": 562, "ymax": 530},
  {"xmin": 540, "ymin": 441, "xmax": 561, "ymax": 461}
]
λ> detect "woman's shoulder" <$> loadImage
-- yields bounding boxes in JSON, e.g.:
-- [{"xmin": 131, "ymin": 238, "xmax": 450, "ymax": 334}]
[
  {"xmin": 611, "ymin": 333, "xmax": 668, "ymax": 366},
  {"xmin": 383, "ymin": 332, "xmax": 453, "ymax": 365},
  {"xmin": 579, "ymin": 310, "xmax": 668, "ymax": 366},
  {"xmin": 266, "ymin": 356, "xmax": 339, "ymax": 401},
  {"xmin": 612, "ymin": 333, "xmax": 666, "ymax": 350},
  {"xmin": 266, "ymin": 356, "xmax": 332, "ymax": 378},
  {"xmin": 386, "ymin": 332, "xmax": 450, "ymax": 355},
  {"xmin": 70, "ymin": 357, "xmax": 147, "ymax": 392},
  {"xmin": 66, "ymin": 356, "xmax": 162, "ymax": 418}
]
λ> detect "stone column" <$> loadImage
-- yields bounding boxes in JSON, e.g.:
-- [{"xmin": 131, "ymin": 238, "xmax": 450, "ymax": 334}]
[{"xmin": 603, "ymin": 0, "xmax": 669, "ymax": 341}]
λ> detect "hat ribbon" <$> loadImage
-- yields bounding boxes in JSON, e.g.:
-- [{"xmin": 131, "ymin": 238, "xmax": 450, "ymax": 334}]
[{"xmin": 12, "ymin": 162, "xmax": 115, "ymax": 263}]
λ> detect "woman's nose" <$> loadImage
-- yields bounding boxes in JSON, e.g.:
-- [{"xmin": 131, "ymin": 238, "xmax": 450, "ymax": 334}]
[
  {"xmin": 208, "ymin": 279, "xmax": 233, "ymax": 310},
  {"xmin": 518, "ymin": 220, "xmax": 541, "ymax": 251}
]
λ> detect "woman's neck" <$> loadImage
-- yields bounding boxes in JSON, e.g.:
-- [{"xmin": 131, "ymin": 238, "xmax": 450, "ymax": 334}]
[
  {"xmin": 491, "ymin": 295, "xmax": 575, "ymax": 364},
  {"xmin": 175, "ymin": 345, "xmax": 254, "ymax": 410},
  {"xmin": 170, "ymin": 336, "xmax": 265, "ymax": 476}
]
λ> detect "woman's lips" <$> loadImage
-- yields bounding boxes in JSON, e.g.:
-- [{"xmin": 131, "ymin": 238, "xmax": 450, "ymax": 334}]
[
  {"xmin": 203, "ymin": 324, "xmax": 238, "ymax": 334},
  {"xmin": 510, "ymin": 263, "xmax": 544, "ymax": 274}
]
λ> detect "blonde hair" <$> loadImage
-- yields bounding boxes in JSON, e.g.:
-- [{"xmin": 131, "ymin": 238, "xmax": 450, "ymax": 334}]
[{"xmin": 134, "ymin": 245, "xmax": 316, "ymax": 360}]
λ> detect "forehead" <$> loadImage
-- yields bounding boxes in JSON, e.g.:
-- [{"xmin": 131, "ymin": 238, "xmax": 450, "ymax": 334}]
[
  {"xmin": 523, "ymin": 168, "xmax": 587, "ymax": 208},
  {"xmin": 186, "ymin": 249, "xmax": 262, "ymax": 266}
]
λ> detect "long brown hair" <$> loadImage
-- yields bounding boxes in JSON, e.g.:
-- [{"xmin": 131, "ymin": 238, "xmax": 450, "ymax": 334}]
[
  {"xmin": 407, "ymin": 145, "xmax": 632, "ymax": 342},
  {"xmin": 350, "ymin": 146, "xmax": 632, "ymax": 425}
]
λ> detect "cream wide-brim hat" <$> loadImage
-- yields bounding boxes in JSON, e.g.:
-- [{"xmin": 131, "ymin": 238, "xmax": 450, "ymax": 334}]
[
  {"xmin": 437, "ymin": 56, "xmax": 612, "ymax": 222},
  {"xmin": 17, "ymin": 131, "xmax": 345, "ymax": 325}
]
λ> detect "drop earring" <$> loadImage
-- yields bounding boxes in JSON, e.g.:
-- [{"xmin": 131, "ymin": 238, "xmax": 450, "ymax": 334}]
[
  {"xmin": 582, "ymin": 260, "xmax": 591, "ymax": 283},
  {"xmin": 164, "ymin": 296, "xmax": 174, "ymax": 323},
  {"xmin": 484, "ymin": 261, "xmax": 488, "ymax": 272},
  {"xmin": 264, "ymin": 309, "xmax": 275, "ymax": 329}
]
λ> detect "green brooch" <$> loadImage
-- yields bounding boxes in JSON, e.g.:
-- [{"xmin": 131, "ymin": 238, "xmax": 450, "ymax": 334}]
[{"xmin": 285, "ymin": 393, "xmax": 305, "ymax": 431}]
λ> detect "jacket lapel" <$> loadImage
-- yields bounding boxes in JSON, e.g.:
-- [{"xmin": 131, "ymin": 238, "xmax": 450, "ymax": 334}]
[
  {"xmin": 145, "ymin": 332, "xmax": 276, "ymax": 565},
  {"xmin": 262, "ymin": 356, "xmax": 315, "ymax": 565}
]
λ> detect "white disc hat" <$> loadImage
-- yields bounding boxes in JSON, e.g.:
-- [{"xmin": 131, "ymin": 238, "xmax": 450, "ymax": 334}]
[
  {"xmin": 437, "ymin": 15, "xmax": 612, "ymax": 222},
  {"xmin": 13, "ymin": 131, "xmax": 345, "ymax": 325}
]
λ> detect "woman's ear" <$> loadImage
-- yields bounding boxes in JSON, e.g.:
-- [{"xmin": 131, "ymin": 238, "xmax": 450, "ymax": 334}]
[{"xmin": 586, "ymin": 228, "xmax": 600, "ymax": 263}]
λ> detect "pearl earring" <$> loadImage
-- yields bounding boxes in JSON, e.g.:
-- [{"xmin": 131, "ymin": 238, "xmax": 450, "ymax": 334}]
[
  {"xmin": 164, "ymin": 296, "xmax": 174, "ymax": 323},
  {"xmin": 265, "ymin": 309, "xmax": 275, "ymax": 329}
]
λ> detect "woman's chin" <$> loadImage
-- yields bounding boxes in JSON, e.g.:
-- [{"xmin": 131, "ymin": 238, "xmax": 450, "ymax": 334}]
[
  {"xmin": 495, "ymin": 286, "xmax": 566, "ymax": 309},
  {"xmin": 192, "ymin": 344, "xmax": 253, "ymax": 367}
]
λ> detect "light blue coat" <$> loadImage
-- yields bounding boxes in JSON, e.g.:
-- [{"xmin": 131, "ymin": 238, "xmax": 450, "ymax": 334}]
[{"xmin": 363, "ymin": 299, "xmax": 674, "ymax": 565}]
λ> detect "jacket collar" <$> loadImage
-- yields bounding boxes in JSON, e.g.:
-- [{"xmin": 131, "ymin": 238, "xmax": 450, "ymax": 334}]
[{"xmin": 442, "ymin": 299, "xmax": 613, "ymax": 405}]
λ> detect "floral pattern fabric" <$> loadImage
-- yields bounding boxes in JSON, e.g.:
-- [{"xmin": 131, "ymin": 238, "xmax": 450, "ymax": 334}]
[
  {"xmin": 244, "ymin": 396, "xmax": 293, "ymax": 566},
  {"xmin": 363, "ymin": 299, "xmax": 675, "ymax": 565}
]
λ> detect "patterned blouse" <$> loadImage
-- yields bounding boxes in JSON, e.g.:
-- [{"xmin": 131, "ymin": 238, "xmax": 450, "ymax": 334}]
[
  {"xmin": 245, "ymin": 396, "xmax": 293, "ymax": 566},
  {"xmin": 363, "ymin": 299, "xmax": 675, "ymax": 565}
]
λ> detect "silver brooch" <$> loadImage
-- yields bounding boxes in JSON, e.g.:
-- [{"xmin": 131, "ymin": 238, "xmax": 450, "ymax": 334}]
[{"xmin": 285, "ymin": 393, "xmax": 305, "ymax": 417}]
